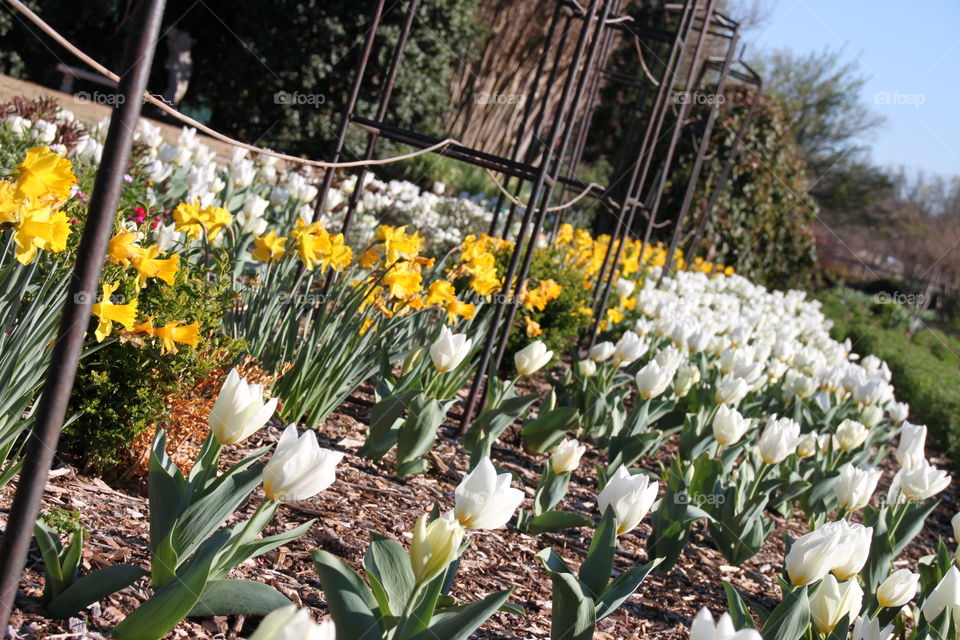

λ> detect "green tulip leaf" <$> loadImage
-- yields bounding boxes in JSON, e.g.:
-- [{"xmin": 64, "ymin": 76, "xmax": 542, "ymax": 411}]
[
  {"xmin": 528, "ymin": 510, "xmax": 593, "ymax": 535},
  {"xmin": 187, "ymin": 579, "xmax": 291, "ymax": 617},
  {"xmin": 312, "ymin": 550, "xmax": 385, "ymax": 640},
  {"xmin": 46, "ymin": 564, "xmax": 147, "ymax": 619}
]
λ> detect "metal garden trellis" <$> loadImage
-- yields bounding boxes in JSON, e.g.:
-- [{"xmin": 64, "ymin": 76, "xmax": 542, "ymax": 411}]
[
  {"xmin": 0, "ymin": 0, "xmax": 168, "ymax": 629},
  {"xmin": 0, "ymin": 0, "xmax": 763, "ymax": 628}
]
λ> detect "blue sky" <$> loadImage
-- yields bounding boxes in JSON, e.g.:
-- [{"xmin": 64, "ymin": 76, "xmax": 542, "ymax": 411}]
[{"xmin": 744, "ymin": 0, "xmax": 960, "ymax": 177}]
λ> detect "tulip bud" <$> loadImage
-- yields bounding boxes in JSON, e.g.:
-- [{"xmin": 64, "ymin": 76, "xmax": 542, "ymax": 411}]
[
  {"xmin": 635, "ymin": 360, "xmax": 674, "ymax": 399},
  {"xmin": 615, "ymin": 278, "xmax": 636, "ymax": 299},
  {"xmin": 852, "ymin": 616, "xmax": 894, "ymax": 640},
  {"xmin": 953, "ymin": 512, "xmax": 960, "ymax": 543},
  {"xmin": 515, "ymin": 340, "xmax": 553, "ymax": 376},
  {"xmin": 454, "ymin": 457, "xmax": 525, "ymax": 529},
  {"xmin": 899, "ymin": 458, "xmax": 951, "ymax": 501},
  {"xmin": 589, "ymin": 341, "xmax": 615, "ymax": 362},
  {"xmin": 715, "ymin": 374, "xmax": 749, "ymax": 406},
  {"xmin": 860, "ymin": 404, "xmax": 883, "ymax": 428},
  {"xmin": 208, "ymin": 369, "xmax": 279, "ymax": 445},
  {"xmin": 550, "ymin": 438, "xmax": 586, "ymax": 474},
  {"xmin": 410, "ymin": 514, "xmax": 464, "ymax": 585},
  {"xmin": 895, "ymin": 422, "xmax": 927, "ymax": 469},
  {"xmin": 673, "ymin": 364, "xmax": 701, "ymax": 398},
  {"xmin": 577, "ymin": 359, "xmax": 597, "ymax": 378},
  {"xmin": 757, "ymin": 416, "xmax": 801, "ymax": 465},
  {"xmin": 430, "ymin": 326, "xmax": 473, "ymax": 373},
  {"xmin": 796, "ymin": 432, "xmax": 819, "ymax": 458},
  {"xmin": 921, "ymin": 566, "xmax": 960, "ymax": 626},
  {"xmin": 596, "ymin": 465, "xmax": 659, "ymax": 535},
  {"xmin": 612, "ymin": 330, "xmax": 649, "ymax": 366},
  {"xmin": 834, "ymin": 419, "xmax": 868, "ymax": 452},
  {"xmin": 689, "ymin": 608, "xmax": 761, "ymax": 640},
  {"xmin": 877, "ymin": 569, "xmax": 919, "ymax": 608},
  {"xmin": 263, "ymin": 425, "xmax": 344, "ymax": 502},
  {"xmin": 887, "ymin": 401, "xmax": 909, "ymax": 425},
  {"xmin": 835, "ymin": 464, "xmax": 882, "ymax": 513},
  {"xmin": 810, "ymin": 574, "xmax": 863, "ymax": 635},
  {"xmin": 249, "ymin": 606, "xmax": 335, "ymax": 640},
  {"xmin": 831, "ymin": 522, "xmax": 873, "ymax": 581},
  {"xmin": 712, "ymin": 404, "xmax": 751, "ymax": 447}
]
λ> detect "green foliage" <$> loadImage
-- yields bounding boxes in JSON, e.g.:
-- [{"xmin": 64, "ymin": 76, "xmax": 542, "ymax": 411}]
[
  {"xmin": 817, "ymin": 287, "xmax": 960, "ymax": 459},
  {"xmin": 495, "ymin": 246, "xmax": 593, "ymax": 367},
  {"xmin": 39, "ymin": 508, "xmax": 85, "ymax": 539},
  {"xmin": 672, "ymin": 89, "xmax": 820, "ymax": 290}
]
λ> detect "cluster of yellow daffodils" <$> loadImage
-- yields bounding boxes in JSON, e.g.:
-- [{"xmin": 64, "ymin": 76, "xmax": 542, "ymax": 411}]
[
  {"xmin": 107, "ymin": 231, "xmax": 180, "ymax": 288},
  {"xmin": 173, "ymin": 199, "xmax": 233, "ymax": 242},
  {"xmin": 449, "ymin": 233, "xmax": 510, "ymax": 297},
  {"xmin": 0, "ymin": 146, "xmax": 76, "ymax": 264},
  {"xmin": 292, "ymin": 218, "xmax": 352, "ymax": 271}
]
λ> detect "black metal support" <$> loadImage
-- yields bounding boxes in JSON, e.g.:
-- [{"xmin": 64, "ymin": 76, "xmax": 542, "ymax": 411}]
[{"xmin": 0, "ymin": 0, "xmax": 166, "ymax": 628}]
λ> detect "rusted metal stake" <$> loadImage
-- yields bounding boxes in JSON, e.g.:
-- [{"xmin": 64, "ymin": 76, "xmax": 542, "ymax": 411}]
[{"xmin": 0, "ymin": 0, "xmax": 166, "ymax": 629}]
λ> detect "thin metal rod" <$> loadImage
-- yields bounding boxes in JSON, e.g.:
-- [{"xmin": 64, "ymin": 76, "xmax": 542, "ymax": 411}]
[
  {"xmin": 339, "ymin": 0, "xmax": 420, "ymax": 237},
  {"xmin": 312, "ymin": 0, "xmax": 387, "ymax": 221},
  {"xmin": 687, "ymin": 81, "xmax": 761, "ymax": 260},
  {"xmin": 0, "ymin": 0, "xmax": 166, "ymax": 628},
  {"xmin": 660, "ymin": 29, "xmax": 738, "ymax": 278},
  {"xmin": 488, "ymin": 0, "xmax": 565, "ymax": 237}
]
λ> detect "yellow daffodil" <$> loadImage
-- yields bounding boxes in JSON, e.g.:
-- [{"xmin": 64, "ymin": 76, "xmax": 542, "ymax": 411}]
[
  {"xmin": 376, "ymin": 225, "xmax": 423, "ymax": 260},
  {"xmin": 154, "ymin": 320, "xmax": 199, "ymax": 354},
  {"xmin": 173, "ymin": 200, "xmax": 205, "ymax": 241},
  {"xmin": 252, "ymin": 231, "xmax": 287, "ymax": 263},
  {"xmin": 91, "ymin": 282, "xmax": 138, "ymax": 342},
  {"xmin": 425, "ymin": 280, "xmax": 456, "ymax": 306},
  {"xmin": 132, "ymin": 245, "xmax": 179, "ymax": 288},
  {"xmin": 13, "ymin": 204, "xmax": 72, "ymax": 265},
  {"xmin": 107, "ymin": 231, "xmax": 144, "ymax": 266},
  {"xmin": 15, "ymin": 146, "xmax": 76, "ymax": 203},
  {"xmin": 358, "ymin": 246, "xmax": 380, "ymax": 269},
  {"xmin": 445, "ymin": 299, "xmax": 476, "ymax": 323},
  {"xmin": 203, "ymin": 205, "xmax": 233, "ymax": 241},
  {"xmin": 524, "ymin": 316, "xmax": 543, "ymax": 338},
  {"xmin": 0, "ymin": 180, "xmax": 22, "ymax": 223},
  {"xmin": 383, "ymin": 265, "xmax": 422, "ymax": 299}
]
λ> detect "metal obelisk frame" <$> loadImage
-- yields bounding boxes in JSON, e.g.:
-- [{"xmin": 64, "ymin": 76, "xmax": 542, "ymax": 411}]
[{"xmin": 0, "ymin": 0, "xmax": 167, "ymax": 628}]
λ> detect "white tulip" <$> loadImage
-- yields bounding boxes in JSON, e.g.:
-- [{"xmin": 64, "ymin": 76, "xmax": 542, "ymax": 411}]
[
  {"xmin": 248, "ymin": 606, "xmax": 334, "ymax": 640},
  {"xmin": 835, "ymin": 464, "xmax": 882, "ymax": 513},
  {"xmin": 635, "ymin": 360, "xmax": 674, "ymax": 399},
  {"xmin": 953, "ymin": 512, "xmax": 960, "ymax": 543},
  {"xmin": 831, "ymin": 522, "xmax": 873, "ymax": 581},
  {"xmin": 715, "ymin": 374, "xmax": 749, "ymax": 406},
  {"xmin": 876, "ymin": 569, "xmax": 919, "ymax": 608},
  {"xmin": 454, "ymin": 457, "xmax": 525, "ymax": 529},
  {"xmin": 550, "ymin": 438, "xmax": 586, "ymax": 474},
  {"xmin": 712, "ymin": 404, "xmax": 752, "ymax": 447},
  {"xmin": 896, "ymin": 422, "xmax": 927, "ymax": 469},
  {"xmin": 615, "ymin": 278, "xmax": 636, "ymax": 299},
  {"xmin": 786, "ymin": 520, "xmax": 865, "ymax": 586},
  {"xmin": 596, "ymin": 465, "xmax": 659, "ymax": 535},
  {"xmin": 834, "ymin": 419, "xmax": 869, "ymax": 452},
  {"xmin": 860, "ymin": 404, "xmax": 883, "ymax": 428},
  {"xmin": 757, "ymin": 416, "xmax": 801, "ymax": 465},
  {"xmin": 796, "ymin": 432, "xmax": 820, "ymax": 459},
  {"xmin": 689, "ymin": 608, "xmax": 761, "ymax": 640},
  {"xmin": 263, "ymin": 425, "xmax": 344, "ymax": 502},
  {"xmin": 852, "ymin": 616, "xmax": 893, "ymax": 640},
  {"xmin": 515, "ymin": 341, "xmax": 553, "ymax": 376},
  {"xmin": 921, "ymin": 566, "xmax": 960, "ymax": 626},
  {"xmin": 899, "ymin": 458, "xmax": 951, "ymax": 501},
  {"xmin": 577, "ymin": 359, "xmax": 597, "ymax": 378},
  {"xmin": 673, "ymin": 364, "xmax": 701, "ymax": 398},
  {"xmin": 810, "ymin": 574, "xmax": 863, "ymax": 635},
  {"xmin": 410, "ymin": 513, "xmax": 464, "ymax": 585},
  {"xmin": 589, "ymin": 341, "xmax": 615, "ymax": 362},
  {"xmin": 430, "ymin": 326, "xmax": 472, "ymax": 373},
  {"xmin": 612, "ymin": 330, "xmax": 648, "ymax": 365},
  {"xmin": 208, "ymin": 369, "xmax": 279, "ymax": 445},
  {"xmin": 887, "ymin": 401, "xmax": 909, "ymax": 425}
]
